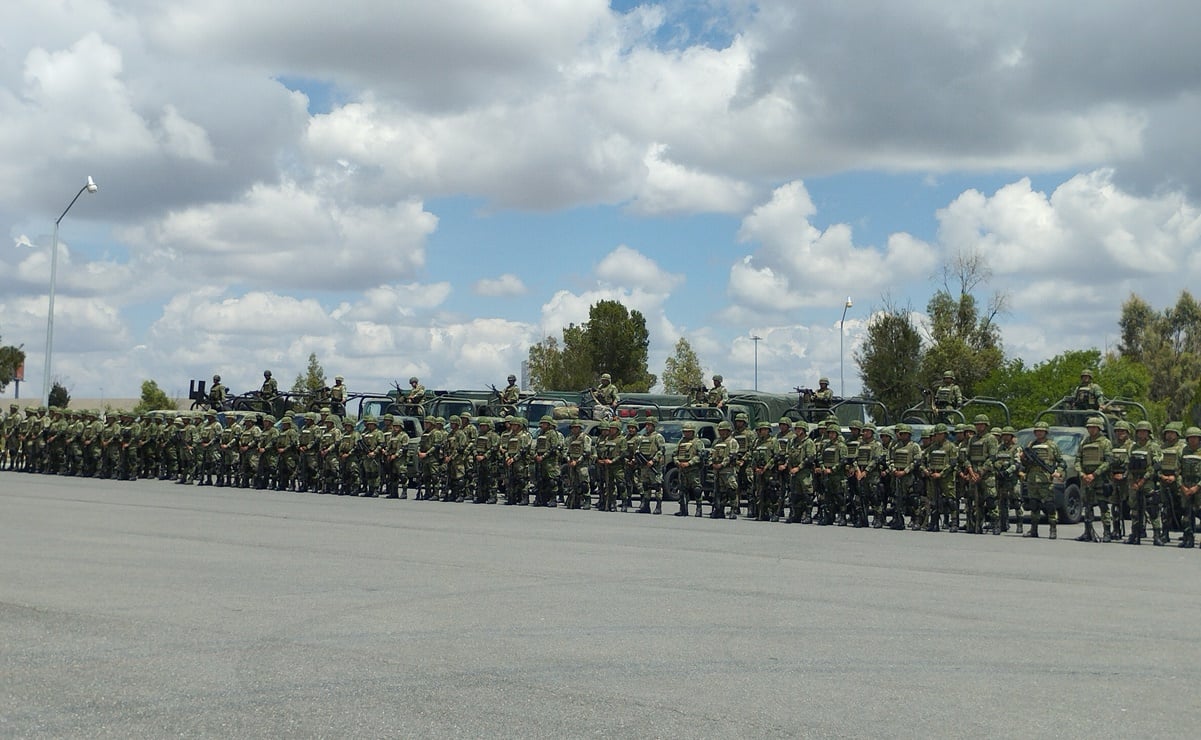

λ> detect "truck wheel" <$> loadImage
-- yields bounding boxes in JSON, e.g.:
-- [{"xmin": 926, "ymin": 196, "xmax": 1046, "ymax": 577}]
[
  {"xmin": 1061, "ymin": 483, "xmax": 1083, "ymax": 524},
  {"xmin": 663, "ymin": 468, "xmax": 680, "ymax": 502}
]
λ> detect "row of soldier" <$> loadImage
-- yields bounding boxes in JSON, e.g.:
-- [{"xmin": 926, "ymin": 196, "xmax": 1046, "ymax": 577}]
[{"xmin": 3, "ymin": 404, "xmax": 1198, "ymax": 547}]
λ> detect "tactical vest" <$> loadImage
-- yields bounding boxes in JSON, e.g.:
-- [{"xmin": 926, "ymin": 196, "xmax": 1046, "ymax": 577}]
[
  {"xmin": 675, "ymin": 438, "xmax": 695, "ymax": 462},
  {"xmin": 637, "ymin": 436, "xmax": 657, "ymax": 458},
  {"xmin": 1079, "ymin": 441, "xmax": 1103, "ymax": 473},
  {"xmin": 934, "ymin": 386, "xmax": 954, "ymax": 407},
  {"xmin": 1110, "ymin": 446, "xmax": 1128, "ymax": 472},
  {"xmin": 568, "ymin": 436, "xmax": 586, "ymax": 460},
  {"xmin": 927, "ymin": 448, "xmax": 949, "ymax": 471},
  {"xmin": 845, "ymin": 440, "xmax": 859, "ymax": 463},
  {"xmin": 1181, "ymin": 451, "xmax": 1201, "ymax": 484},
  {"xmin": 535, "ymin": 435, "xmax": 550, "ymax": 455},
  {"xmin": 891, "ymin": 447, "xmax": 912, "ymax": 471},
  {"xmin": 856, "ymin": 445, "xmax": 872, "ymax": 468},
  {"xmin": 506, "ymin": 435, "xmax": 522, "ymax": 456},
  {"xmin": 821, "ymin": 446, "xmax": 839, "ymax": 467},
  {"xmin": 968, "ymin": 439, "xmax": 987, "ymax": 465},
  {"xmin": 475, "ymin": 435, "xmax": 492, "ymax": 454},
  {"xmin": 1074, "ymin": 386, "xmax": 1098, "ymax": 409},
  {"xmin": 1128, "ymin": 447, "xmax": 1150, "ymax": 474},
  {"xmin": 1160, "ymin": 449, "xmax": 1179, "ymax": 474},
  {"xmin": 994, "ymin": 448, "xmax": 1013, "ymax": 478},
  {"xmin": 1027, "ymin": 444, "xmax": 1053, "ymax": 482},
  {"xmin": 299, "ymin": 428, "xmax": 315, "ymax": 446},
  {"xmin": 711, "ymin": 441, "xmax": 729, "ymax": 465}
]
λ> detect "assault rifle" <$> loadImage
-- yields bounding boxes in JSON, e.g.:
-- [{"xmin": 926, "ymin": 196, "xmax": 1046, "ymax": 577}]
[{"xmin": 1020, "ymin": 446, "xmax": 1056, "ymax": 476}]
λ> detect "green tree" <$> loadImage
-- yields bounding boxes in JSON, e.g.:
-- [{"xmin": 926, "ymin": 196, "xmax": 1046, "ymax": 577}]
[
  {"xmin": 0, "ymin": 335, "xmax": 25, "ymax": 393},
  {"xmin": 661, "ymin": 337, "xmax": 704, "ymax": 394},
  {"xmin": 585, "ymin": 300, "xmax": 656, "ymax": 391},
  {"xmin": 133, "ymin": 379, "xmax": 176, "ymax": 414},
  {"xmin": 48, "ymin": 380, "xmax": 70, "ymax": 408},
  {"xmin": 526, "ymin": 300, "xmax": 656, "ymax": 392},
  {"xmin": 292, "ymin": 352, "xmax": 328, "ymax": 394},
  {"xmin": 855, "ymin": 304, "xmax": 923, "ymax": 419},
  {"xmin": 920, "ymin": 251, "xmax": 1006, "ymax": 398},
  {"xmin": 1116, "ymin": 290, "xmax": 1201, "ymax": 422}
]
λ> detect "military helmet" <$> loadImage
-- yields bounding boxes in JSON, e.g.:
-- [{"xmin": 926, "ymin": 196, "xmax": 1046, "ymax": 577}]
[
  {"xmin": 735, "ymin": 413, "xmax": 749, "ymax": 423},
  {"xmin": 712, "ymin": 374, "xmax": 723, "ymax": 383},
  {"xmin": 862, "ymin": 422, "xmax": 876, "ymax": 432},
  {"xmin": 570, "ymin": 419, "xmax": 583, "ymax": 428},
  {"xmin": 382, "ymin": 414, "xmax": 394, "ymax": 423},
  {"xmin": 879, "ymin": 426, "xmax": 893, "ymax": 437},
  {"xmin": 682, "ymin": 422, "xmax": 695, "ymax": 432},
  {"xmin": 932, "ymin": 423, "xmax": 948, "ymax": 434},
  {"xmin": 943, "ymin": 370, "xmax": 955, "ymax": 380},
  {"xmin": 363, "ymin": 415, "xmax": 376, "ymax": 425},
  {"xmin": 449, "ymin": 416, "xmax": 461, "ymax": 425},
  {"xmin": 409, "ymin": 376, "xmax": 419, "ymax": 384},
  {"xmin": 342, "ymin": 418, "xmax": 353, "ymax": 427},
  {"xmin": 717, "ymin": 420, "xmax": 733, "ymax": 432},
  {"xmin": 1135, "ymin": 420, "xmax": 1153, "ymax": 432},
  {"xmin": 819, "ymin": 377, "xmax": 829, "ymax": 384},
  {"xmin": 822, "ymin": 420, "xmax": 838, "ymax": 431},
  {"xmin": 1081, "ymin": 368, "xmax": 1095, "ymax": 377},
  {"xmin": 264, "ymin": 370, "xmax": 272, "ymax": 378},
  {"xmin": 626, "ymin": 419, "xmax": 639, "ymax": 429},
  {"xmin": 1113, "ymin": 420, "xmax": 1131, "ymax": 433},
  {"xmin": 423, "ymin": 416, "xmax": 435, "ymax": 425},
  {"xmin": 755, "ymin": 421, "xmax": 770, "ymax": 430},
  {"xmin": 507, "ymin": 374, "xmax": 517, "ymax": 382},
  {"xmin": 848, "ymin": 419, "xmax": 861, "ymax": 429},
  {"xmin": 644, "ymin": 417, "xmax": 658, "ymax": 426},
  {"xmin": 1186, "ymin": 427, "xmax": 1201, "ymax": 438},
  {"xmin": 973, "ymin": 414, "xmax": 990, "ymax": 425},
  {"xmin": 436, "ymin": 417, "xmax": 448, "ymax": 426},
  {"xmin": 1085, "ymin": 416, "xmax": 1104, "ymax": 428},
  {"xmin": 600, "ymin": 373, "xmax": 611, "ymax": 381},
  {"xmin": 1165, "ymin": 421, "xmax": 1183, "ymax": 435},
  {"xmin": 958, "ymin": 423, "xmax": 972, "ymax": 433},
  {"xmin": 778, "ymin": 417, "xmax": 792, "ymax": 426},
  {"xmin": 1001, "ymin": 425, "xmax": 1016, "ymax": 435},
  {"xmin": 335, "ymin": 375, "xmax": 343, "ymax": 382},
  {"xmin": 539, "ymin": 415, "xmax": 554, "ymax": 425},
  {"xmin": 212, "ymin": 374, "xmax": 221, "ymax": 382},
  {"xmin": 895, "ymin": 423, "xmax": 911, "ymax": 434},
  {"xmin": 1033, "ymin": 421, "xmax": 1049, "ymax": 431},
  {"xmin": 990, "ymin": 427, "xmax": 1001, "ymax": 436}
]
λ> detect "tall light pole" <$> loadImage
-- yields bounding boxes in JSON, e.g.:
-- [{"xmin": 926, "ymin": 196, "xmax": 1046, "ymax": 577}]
[
  {"xmin": 43, "ymin": 176, "xmax": 99, "ymax": 405},
  {"xmin": 751, "ymin": 335, "xmax": 762, "ymax": 391},
  {"xmin": 839, "ymin": 296, "xmax": 853, "ymax": 397}
]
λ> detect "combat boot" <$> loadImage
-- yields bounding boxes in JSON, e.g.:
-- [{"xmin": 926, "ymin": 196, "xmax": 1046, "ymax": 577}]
[
  {"xmin": 695, "ymin": 499, "xmax": 704, "ymax": 517},
  {"xmin": 637, "ymin": 499, "xmax": 651, "ymax": 514},
  {"xmin": 1153, "ymin": 526, "xmax": 1166, "ymax": 546},
  {"xmin": 674, "ymin": 496, "xmax": 688, "ymax": 517},
  {"xmin": 1102, "ymin": 524, "xmax": 1112, "ymax": 543},
  {"xmin": 1015, "ymin": 516, "xmax": 1024, "ymax": 534},
  {"xmin": 1049, "ymin": 521, "xmax": 1057, "ymax": 539},
  {"xmin": 1076, "ymin": 520, "xmax": 1097, "ymax": 542},
  {"xmin": 1024, "ymin": 522, "xmax": 1039, "ymax": 538},
  {"xmin": 710, "ymin": 503, "xmax": 725, "ymax": 520},
  {"xmin": 653, "ymin": 500, "xmax": 662, "ymax": 515}
]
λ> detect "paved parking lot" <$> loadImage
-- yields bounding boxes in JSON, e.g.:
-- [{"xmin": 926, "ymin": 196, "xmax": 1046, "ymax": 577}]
[{"xmin": 2, "ymin": 473, "xmax": 1197, "ymax": 738}]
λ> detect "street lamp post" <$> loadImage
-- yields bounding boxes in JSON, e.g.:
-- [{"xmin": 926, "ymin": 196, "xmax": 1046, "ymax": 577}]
[
  {"xmin": 751, "ymin": 335, "xmax": 762, "ymax": 391},
  {"xmin": 43, "ymin": 176, "xmax": 98, "ymax": 405},
  {"xmin": 839, "ymin": 296, "xmax": 853, "ymax": 397}
]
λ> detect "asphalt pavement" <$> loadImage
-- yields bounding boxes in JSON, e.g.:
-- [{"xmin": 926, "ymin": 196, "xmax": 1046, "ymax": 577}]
[{"xmin": 2, "ymin": 473, "xmax": 1198, "ymax": 738}]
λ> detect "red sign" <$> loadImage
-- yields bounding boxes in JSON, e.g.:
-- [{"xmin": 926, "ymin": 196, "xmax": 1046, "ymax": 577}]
[{"xmin": 14, "ymin": 361, "xmax": 23, "ymax": 382}]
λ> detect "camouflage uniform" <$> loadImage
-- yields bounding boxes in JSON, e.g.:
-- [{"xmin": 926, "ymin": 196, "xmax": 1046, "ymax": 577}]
[
  {"xmin": 966, "ymin": 416, "xmax": 1001, "ymax": 534},
  {"xmin": 705, "ymin": 376, "xmax": 729, "ymax": 408},
  {"xmin": 1070, "ymin": 370, "xmax": 1106, "ymax": 410},
  {"xmin": 405, "ymin": 377, "xmax": 427, "ymax": 416},
  {"xmin": 732, "ymin": 415, "xmax": 755, "ymax": 517},
  {"xmin": 238, "ymin": 417, "xmax": 263, "ymax": 488},
  {"xmin": 748, "ymin": 422, "xmax": 780, "ymax": 521},
  {"xmin": 592, "ymin": 374, "xmax": 620, "ymax": 414},
  {"xmin": 1107, "ymin": 423, "xmax": 1132, "ymax": 540},
  {"xmin": 1157, "ymin": 424, "xmax": 1184, "ymax": 542},
  {"xmin": 532, "ymin": 416, "xmax": 564, "ymax": 507},
  {"xmin": 812, "ymin": 379, "xmax": 834, "ymax": 408},
  {"xmin": 922, "ymin": 425, "xmax": 959, "ymax": 532},
  {"xmin": 995, "ymin": 428, "xmax": 1023, "ymax": 534},
  {"xmin": 786, "ymin": 421, "xmax": 817, "ymax": 523},
  {"xmin": 709, "ymin": 422, "xmax": 740, "ymax": 519},
  {"xmin": 1022, "ymin": 422, "xmax": 1065, "ymax": 539},
  {"xmin": 595, "ymin": 422, "xmax": 623, "ymax": 512},
  {"xmin": 634, "ymin": 418, "xmax": 666, "ymax": 514},
  {"xmin": 887, "ymin": 426, "xmax": 922, "ymax": 530},
  {"xmin": 217, "ymin": 416, "xmax": 239, "ymax": 487},
  {"xmin": 815, "ymin": 421, "xmax": 849, "ymax": 526},
  {"xmin": 196, "ymin": 412, "xmax": 220, "ymax": 485},
  {"xmin": 852, "ymin": 424, "xmax": 884, "ymax": 528},
  {"xmin": 621, "ymin": 421, "xmax": 640, "ymax": 511},
  {"xmin": 501, "ymin": 417, "xmax": 531, "ymax": 505},
  {"xmin": 1124, "ymin": 422, "xmax": 1162, "ymax": 544},
  {"xmin": 499, "ymin": 376, "xmax": 521, "ymax": 415},
  {"xmin": 443, "ymin": 417, "xmax": 469, "ymax": 501},
  {"xmin": 672, "ymin": 423, "xmax": 705, "ymax": 517},
  {"xmin": 931, "ymin": 371, "xmax": 964, "ymax": 422},
  {"xmin": 336, "ymin": 419, "xmax": 361, "ymax": 495},
  {"xmin": 564, "ymin": 421, "xmax": 594, "ymax": 509},
  {"xmin": 415, "ymin": 418, "xmax": 441, "ymax": 500},
  {"xmin": 471, "ymin": 418, "xmax": 498, "ymax": 503},
  {"xmin": 357, "ymin": 418, "xmax": 384, "ymax": 496},
  {"xmin": 1174, "ymin": 429, "xmax": 1201, "ymax": 548},
  {"xmin": 1075, "ymin": 417, "xmax": 1114, "ymax": 542}
]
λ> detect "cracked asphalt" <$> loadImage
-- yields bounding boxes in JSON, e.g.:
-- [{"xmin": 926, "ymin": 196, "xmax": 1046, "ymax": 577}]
[{"xmin": 2, "ymin": 473, "xmax": 1197, "ymax": 738}]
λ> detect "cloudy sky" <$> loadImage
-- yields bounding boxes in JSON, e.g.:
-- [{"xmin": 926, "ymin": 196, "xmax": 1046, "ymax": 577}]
[{"xmin": 3, "ymin": 0, "xmax": 1200, "ymax": 402}]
